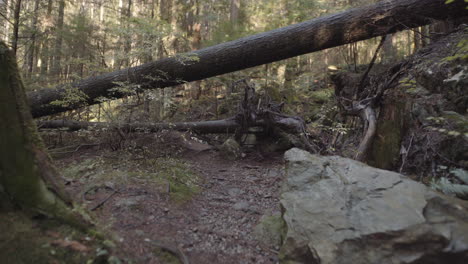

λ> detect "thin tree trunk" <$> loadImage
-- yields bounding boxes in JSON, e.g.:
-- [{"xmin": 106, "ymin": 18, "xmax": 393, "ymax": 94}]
[
  {"xmin": 52, "ymin": 0, "xmax": 65, "ymax": 79},
  {"xmin": 11, "ymin": 0, "xmax": 21, "ymax": 55},
  {"xmin": 40, "ymin": 0, "xmax": 53, "ymax": 77},
  {"xmin": 2, "ymin": 0, "xmax": 10, "ymax": 42},
  {"xmin": 27, "ymin": 0, "xmax": 40, "ymax": 77},
  {"xmin": 27, "ymin": 0, "xmax": 467, "ymax": 118}
]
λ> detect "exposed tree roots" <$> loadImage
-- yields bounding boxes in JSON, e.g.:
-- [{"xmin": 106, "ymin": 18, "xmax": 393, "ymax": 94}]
[{"xmin": 38, "ymin": 80, "xmax": 317, "ymax": 153}]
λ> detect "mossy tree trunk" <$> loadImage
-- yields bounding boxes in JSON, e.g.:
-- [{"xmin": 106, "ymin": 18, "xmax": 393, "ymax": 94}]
[{"xmin": 0, "ymin": 41, "xmax": 89, "ymax": 229}]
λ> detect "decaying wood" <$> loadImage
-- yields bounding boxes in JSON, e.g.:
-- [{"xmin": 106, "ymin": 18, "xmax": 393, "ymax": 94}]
[
  {"xmin": 27, "ymin": 0, "xmax": 467, "ymax": 118},
  {"xmin": 38, "ymin": 81, "xmax": 317, "ymax": 152},
  {"xmin": 336, "ymin": 52, "xmax": 409, "ymax": 161},
  {"xmin": 37, "ymin": 119, "xmax": 242, "ymax": 134}
]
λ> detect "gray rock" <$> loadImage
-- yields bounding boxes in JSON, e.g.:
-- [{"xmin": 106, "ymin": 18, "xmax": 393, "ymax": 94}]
[
  {"xmin": 233, "ymin": 201, "xmax": 250, "ymax": 211},
  {"xmin": 220, "ymin": 138, "xmax": 241, "ymax": 160},
  {"xmin": 228, "ymin": 188, "xmax": 244, "ymax": 197},
  {"xmin": 114, "ymin": 196, "xmax": 144, "ymax": 209},
  {"xmin": 279, "ymin": 148, "xmax": 468, "ymax": 264},
  {"xmin": 254, "ymin": 213, "xmax": 285, "ymax": 249}
]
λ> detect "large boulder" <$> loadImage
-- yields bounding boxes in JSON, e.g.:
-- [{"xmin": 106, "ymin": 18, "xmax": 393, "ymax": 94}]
[{"xmin": 279, "ymin": 148, "xmax": 468, "ymax": 264}]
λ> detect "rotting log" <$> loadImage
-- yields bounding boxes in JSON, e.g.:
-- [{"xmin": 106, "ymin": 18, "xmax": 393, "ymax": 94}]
[
  {"xmin": 27, "ymin": 0, "xmax": 467, "ymax": 118},
  {"xmin": 39, "ymin": 81, "xmax": 318, "ymax": 152},
  {"xmin": 37, "ymin": 119, "xmax": 243, "ymax": 134}
]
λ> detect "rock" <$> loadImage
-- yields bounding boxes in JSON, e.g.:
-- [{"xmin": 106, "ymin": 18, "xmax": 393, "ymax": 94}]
[
  {"xmin": 279, "ymin": 148, "xmax": 468, "ymax": 264},
  {"xmin": 220, "ymin": 138, "xmax": 241, "ymax": 160},
  {"xmin": 233, "ymin": 201, "xmax": 250, "ymax": 211},
  {"xmin": 227, "ymin": 188, "xmax": 244, "ymax": 197},
  {"xmin": 114, "ymin": 196, "xmax": 144, "ymax": 209},
  {"xmin": 254, "ymin": 213, "xmax": 285, "ymax": 249}
]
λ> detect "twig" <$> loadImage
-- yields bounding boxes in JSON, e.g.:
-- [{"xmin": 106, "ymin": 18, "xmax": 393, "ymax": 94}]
[
  {"xmin": 91, "ymin": 189, "xmax": 118, "ymax": 211},
  {"xmin": 354, "ymin": 35, "xmax": 387, "ymax": 99},
  {"xmin": 399, "ymin": 134, "xmax": 414, "ymax": 173}
]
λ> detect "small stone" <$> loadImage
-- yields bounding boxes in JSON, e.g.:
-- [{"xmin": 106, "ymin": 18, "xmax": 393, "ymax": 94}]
[
  {"xmin": 228, "ymin": 188, "xmax": 244, "ymax": 197},
  {"xmin": 233, "ymin": 201, "xmax": 250, "ymax": 211}
]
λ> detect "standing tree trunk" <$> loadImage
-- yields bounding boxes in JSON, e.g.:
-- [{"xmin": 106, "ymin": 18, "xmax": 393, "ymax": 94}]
[
  {"xmin": 0, "ymin": 41, "xmax": 89, "ymax": 229},
  {"xmin": 2, "ymin": 0, "xmax": 10, "ymax": 42},
  {"xmin": 40, "ymin": 0, "xmax": 53, "ymax": 78},
  {"xmin": 52, "ymin": 0, "xmax": 65, "ymax": 80},
  {"xmin": 27, "ymin": 0, "xmax": 40, "ymax": 77},
  {"xmin": 11, "ymin": 0, "xmax": 21, "ymax": 55}
]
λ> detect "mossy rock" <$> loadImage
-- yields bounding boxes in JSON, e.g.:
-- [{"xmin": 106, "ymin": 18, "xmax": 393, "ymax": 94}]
[
  {"xmin": 253, "ymin": 214, "xmax": 286, "ymax": 249},
  {"xmin": 219, "ymin": 138, "xmax": 241, "ymax": 160}
]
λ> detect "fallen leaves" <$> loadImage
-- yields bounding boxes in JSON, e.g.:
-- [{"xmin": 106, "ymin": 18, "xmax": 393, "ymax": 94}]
[{"xmin": 51, "ymin": 239, "xmax": 89, "ymax": 252}]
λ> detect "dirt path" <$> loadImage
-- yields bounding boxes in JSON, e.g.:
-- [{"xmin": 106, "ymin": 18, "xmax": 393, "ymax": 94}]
[{"xmin": 61, "ymin": 147, "xmax": 284, "ymax": 263}]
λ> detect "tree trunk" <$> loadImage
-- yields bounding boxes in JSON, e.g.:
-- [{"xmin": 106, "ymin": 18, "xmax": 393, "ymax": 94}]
[
  {"xmin": 11, "ymin": 0, "xmax": 21, "ymax": 55},
  {"xmin": 0, "ymin": 41, "xmax": 90, "ymax": 229},
  {"xmin": 27, "ymin": 0, "xmax": 467, "ymax": 118},
  {"xmin": 27, "ymin": 0, "xmax": 40, "ymax": 77},
  {"xmin": 37, "ymin": 119, "xmax": 242, "ymax": 134},
  {"xmin": 2, "ymin": 0, "xmax": 10, "ymax": 42},
  {"xmin": 52, "ymin": 0, "xmax": 65, "ymax": 79},
  {"xmin": 40, "ymin": 0, "xmax": 53, "ymax": 77}
]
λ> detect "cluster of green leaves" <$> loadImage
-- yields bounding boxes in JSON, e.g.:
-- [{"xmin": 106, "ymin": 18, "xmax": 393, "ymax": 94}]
[
  {"xmin": 443, "ymin": 38, "xmax": 468, "ymax": 62},
  {"xmin": 50, "ymin": 86, "xmax": 89, "ymax": 108}
]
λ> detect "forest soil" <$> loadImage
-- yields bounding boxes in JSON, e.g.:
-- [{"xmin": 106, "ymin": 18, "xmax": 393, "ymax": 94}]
[{"xmin": 57, "ymin": 140, "xmax": 284, "ymax": 264}]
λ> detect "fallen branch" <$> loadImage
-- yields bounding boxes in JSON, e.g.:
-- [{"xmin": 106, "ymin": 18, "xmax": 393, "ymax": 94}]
[{"xmin": 37, "ymin": 119, "xmax": 242, "ymax": 134}]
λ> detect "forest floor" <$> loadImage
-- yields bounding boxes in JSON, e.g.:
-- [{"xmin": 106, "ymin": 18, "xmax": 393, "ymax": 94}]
[{"xmin": 54, "ymin": 133, "xmax": 285, "ymax": 264}]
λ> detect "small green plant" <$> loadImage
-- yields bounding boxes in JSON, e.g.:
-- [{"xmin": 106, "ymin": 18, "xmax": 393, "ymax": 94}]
[
  {"xmin": 50, "ymin": 86, "xmax": 89, "ymax": 108},
  {"xmin": 431, "ymin": 168, "xmax": 468, "ymax": 200}
]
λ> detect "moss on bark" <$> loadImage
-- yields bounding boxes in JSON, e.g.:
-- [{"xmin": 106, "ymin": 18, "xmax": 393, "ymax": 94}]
[
  {"xmin": 0, "ymin": 41, "xmax": 89, "ymax": 229},
  {"xmin": 369, "ymin": 99, "xmax": 407, "ymax": 170}
]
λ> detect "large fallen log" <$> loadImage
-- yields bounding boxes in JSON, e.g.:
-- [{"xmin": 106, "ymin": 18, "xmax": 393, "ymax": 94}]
[
  {"xmin": 27, "ymin": 0, "xmax": 466, "ymax": 118},
  {"xmin": 37, "ymin": 119, "xmax": 242, "ymax": 134}
]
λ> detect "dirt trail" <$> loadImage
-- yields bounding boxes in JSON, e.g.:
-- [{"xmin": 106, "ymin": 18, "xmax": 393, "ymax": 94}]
[{"xmin": 61, "ymin": 147, "xmax": 284, "ymax": 264}]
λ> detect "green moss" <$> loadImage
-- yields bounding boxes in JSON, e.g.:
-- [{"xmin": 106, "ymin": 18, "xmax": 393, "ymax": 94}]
[
  {"xmin": 145, "ymin": 157, "xmax": 201, "ymax": 202},
  {"xmin": 0, "ymin": 211, "xmax": 106, "ymax": 264},
  {"xmin": 153, "ymin": 248, "xmax": 182, "ymax": 264},
  {"xmin": 254, "ymin": 214, "xmax": 287, "ymax": 248},
  {"xmin": 369, "ymin": 101, "xmax": 406, "ymax": 170},
  {"xmin": 0, "ymin": 41, "xmax": 88, "ymax": 230},
  {"xmin": 309, "ymin": 88, "xmax": 333, "ymax": 103},
  {"xmin": 61, "ymin": 155, "xmax": 201, "ymax": 203}
]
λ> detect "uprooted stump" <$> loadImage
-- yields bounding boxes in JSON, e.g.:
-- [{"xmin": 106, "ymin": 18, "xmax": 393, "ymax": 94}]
[{"xmin": 38, "ymin": 80, "xmax": 318, "ymax": 153}]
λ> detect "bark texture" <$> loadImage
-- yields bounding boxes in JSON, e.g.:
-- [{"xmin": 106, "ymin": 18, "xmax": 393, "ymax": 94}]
[
  {"xmin": 37, "ymin": 119, "xmax": 241, "ymax": 134},
  {"xmin": 27, "ymin": 0, "xmax": 467, "ymax": 118},
  {"xmin": 0, "ymin": 41, "xmax": 89, "ymax": 229}
]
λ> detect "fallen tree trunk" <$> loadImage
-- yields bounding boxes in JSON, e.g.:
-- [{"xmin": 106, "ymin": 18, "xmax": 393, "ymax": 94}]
[
  {"xmin": 37, "ymin": 119, "xmax": 242, "ymax": 134},
  {"xmin": 27, "ymin": 0, "xmax": 466, "ymax": 118},
  {"xmin": 39, "ymin": 81, "xmax": 318, "ymax": 152}
]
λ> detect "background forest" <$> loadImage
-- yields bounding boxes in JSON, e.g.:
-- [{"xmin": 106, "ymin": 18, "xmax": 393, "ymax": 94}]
[
  {"xmin": 0, "ymin": 0, "xmax": 432, "ymax": 122},
  {"xmin": 1, "ymin": 0, "xmax": 467, "ymax": 264}
]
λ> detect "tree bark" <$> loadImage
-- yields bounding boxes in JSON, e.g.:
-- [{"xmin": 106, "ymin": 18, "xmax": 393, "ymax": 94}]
[
  {"xmin": 37, "ymin": 119, "xmax": 242, "ymax": 134},
  {"xmin": 0, "ymin": 41, "xmax": 90, "ymax": 229},
  {"xmin": 52, "ymin": 0, "xmax": 65, "ymax": 79},
  {"xmin": 11, "ymin": 0, "xmax": 21, "ymax": 55},
  {"xmin": 27, "ymin": 0, "xmax": 40, "ymax": 77},
  {"xmin": 27, "ymin": 0, "xmax": 467, "ymax": 118}
]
